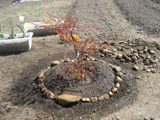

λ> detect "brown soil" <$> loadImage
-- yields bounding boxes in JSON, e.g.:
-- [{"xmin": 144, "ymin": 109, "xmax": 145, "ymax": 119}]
[{"xmin": 0, "ymin": 0, "xmax": 160, "ymax": 120}]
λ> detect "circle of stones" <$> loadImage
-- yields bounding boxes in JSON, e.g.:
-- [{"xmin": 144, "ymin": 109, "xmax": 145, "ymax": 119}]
[{"xmin": 36, "ymin": 57, "xmax": 123, "ymax": 104}]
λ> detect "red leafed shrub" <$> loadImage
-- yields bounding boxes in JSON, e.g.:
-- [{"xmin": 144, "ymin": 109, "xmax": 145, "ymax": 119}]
[{"xmin": 41, "ymin": 12, "xmax": 112, "ymax": 82}]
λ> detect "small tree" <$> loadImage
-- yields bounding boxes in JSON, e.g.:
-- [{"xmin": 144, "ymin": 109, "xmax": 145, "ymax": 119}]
[{"xmin": 40, "ymin": 12, "xmax": 112, "ymax": 82}]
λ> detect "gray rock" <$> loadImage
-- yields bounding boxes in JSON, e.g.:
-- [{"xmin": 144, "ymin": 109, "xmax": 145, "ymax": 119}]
[
  {"xmin": 115, "ymin": 76, "xmax": 123, "ymax": 83},
  {"xmin": 153, "ymin": 55, "xmax": 157, "ymax": 60},
  {"xmin": 121, "ymin": 47, "xmax": 125, "ymax": 52},
  {"xmin": 127, "ymin": 53, "xmax": 134, "ymax": 57},
  {"xmin": 149, "ymin": 59, "xmax": 158, "ymax": 64},
  {"xmin": 101, "ymin": 54, "xmax": 105, "ymax": 57},
  {"xmin": 116, "ymin": 71, "xmax": 123, "ymax": 78},
  {"xmin": 81, "ymin": 98, "xmax": 90, "ymax": 102},
  {"xmin": 139, "ymin": 54, "xmax": 145, "ymax": 59},
  {"xmin": 57, "ymin": 94, "xmax": 82, "ymax": 106},
  {"xmin": 143, "ymin": 66, "xmax": 148, "ymax": 70},
  {"xmin": 136, "ymin": 76, "xmax": 141, "ymax": 79},
  {"xmin": 111, "ymin": 55, "xmax": 117, "ymax": 58},
  {"xmin": 151, "ymin": 69, "xmax": 156, "ymax": 73},
  {"xmin": 130, "ymin": 48, "xmax": 134, "ymax": 53},
  {"xmin": 139, "ymin": 50, "xmax": 143, "ymax": 54},
  {"xmin": 125, "ymin": 57, "xmax": 132, "ymax": 62},
  {"xmin": 107, "ymin": 63, "xmax": 121, "ymax": 72},
  {"xmin": 146, "ymin": 69, "xmax": 151, "ymax": 72},
  {"xmin": 98, "ymin": 95, "xmax": 105, "ymax": 101},
  {"xmin": 51, "ymin": 60, "xmax": 61, "ymax": 66},
  {"xmin": 90, "ymin": 97, "xmax": 98, "ymax": 102},
  {"xmin": 103, "ymin": 93, "xmax": 110, "ymax": 100},
  {"xmin": 120, "ymin": 59, "xmax": 125, "ymax": 62},
  {"xmin": 113, "ymin": 66, "xmax": 122, "ymax": 72},
  {"xmin": 131, "ymin": 56, "xmax": 137, "ymax": 62},
  {"xmin": 143, "ymin": 49, "xmax": 147, "ymax": 54},
  {"xmin": 134, "ymin": 53, "xmax": 139, "ymax": 57},
  {"xmin": 117, "ymin": 54, "xmax": 123, "ymax": 59},
  {"xmin": 132, "ymin": 65, "xmax": 139, "ymax": 71},
  {"xmin": 144, "ymin": 59, "xmax": 150, "ymax": 65},
  {"xmin": 133, "ymin": 49, "xmax": 138, "ymax": 53},
  {"xmin": 89, "ymin": 57, "xmax": 96, "ymax": 61},
  {"xmin": 112, "ymin": 48, "xmax": 117, "ymax": 52},
  {"xmin": 146, "ymin": 54, "xmax": 151, "ymax": 59},
  {"xmin": 144, "ymin": 118, "xmax": 149, "ymax": 120},
  {"xmin": 115, "ymin": 82, "xmax": 120, "ymax": 88},
  {"xmin": 149, "ymin": 50, "xmax": 155, "ymax": 54},
  {"xmin": 102, "ymin": 48, "xmax": 108, "ymax": 53},
  {"xmin": 111, "ymin": 87, "xmax": 118, "ymax": 93}
]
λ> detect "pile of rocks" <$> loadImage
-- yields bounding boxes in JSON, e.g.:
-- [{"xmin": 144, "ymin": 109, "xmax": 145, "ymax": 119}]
[
  {"xmin": 101, "ymin": 39, "xmax": 160, "ymax": 73},
  {"xmin": 103, "ymin": 46, "xmax": 159, "ymax": 65}
]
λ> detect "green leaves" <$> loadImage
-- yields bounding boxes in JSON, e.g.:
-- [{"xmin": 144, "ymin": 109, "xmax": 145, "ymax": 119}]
[
  {"xmin": 0, "ymin": 25, "xmax": 4, "ymax": 40},
  {"xmin": 17, "ymin": 25, "xmax": 26, "ymax": 38},
  {"xmin": 8, "ymin": 26, "xmax": 15, "ymax": 39}
]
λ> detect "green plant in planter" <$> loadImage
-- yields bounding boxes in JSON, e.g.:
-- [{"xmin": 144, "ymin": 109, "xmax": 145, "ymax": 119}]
[
  {"xmin": 42, "ymin": 12, "xmax": 112, "ymax": 83},
  {"xmin": 0, "ymin": 25, "xmax": 4, "ymax": 40},
  {"xmin": 8, "ymin": 26, "xmax": 16, "ymax": 39},
  {"xmin": 17, "ymin": 16, "xmax": 26, "ymax": 38}
]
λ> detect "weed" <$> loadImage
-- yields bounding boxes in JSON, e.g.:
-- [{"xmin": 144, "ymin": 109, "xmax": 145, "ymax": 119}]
[{"xmin": 128, "ymin": 25, "xmax": 133, "ymax": 27}]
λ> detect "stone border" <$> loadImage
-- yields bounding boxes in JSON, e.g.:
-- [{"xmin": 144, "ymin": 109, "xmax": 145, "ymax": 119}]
[{"xmin": 36, "ymin": 57, "xmax": 123, "ymax": 106}]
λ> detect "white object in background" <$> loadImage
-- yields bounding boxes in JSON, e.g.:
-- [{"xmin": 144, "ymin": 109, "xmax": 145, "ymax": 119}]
[
  {"xmin": 0, "ymin": 32, "xmax": 33, "ymax": 54},
  {"xmin": 23, "ymin": 19, "xmax": 62, "ymax": 35}
]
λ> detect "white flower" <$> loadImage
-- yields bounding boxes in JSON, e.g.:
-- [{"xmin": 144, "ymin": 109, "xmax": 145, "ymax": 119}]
[{"xmin": 19, "ymin": 16, "xmax": 24, "ymax": 23}]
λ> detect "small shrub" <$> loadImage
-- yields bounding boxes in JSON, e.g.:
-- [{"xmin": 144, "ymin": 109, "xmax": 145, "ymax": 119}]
[{"xmin": 40, "ymin": 12, "xmax": 112, "ymax": 82}]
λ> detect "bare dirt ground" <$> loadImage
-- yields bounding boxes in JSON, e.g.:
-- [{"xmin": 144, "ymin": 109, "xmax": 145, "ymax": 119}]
[{"xmin": 0, "ymin": 0, "xmax": 160, "ymax": 120}]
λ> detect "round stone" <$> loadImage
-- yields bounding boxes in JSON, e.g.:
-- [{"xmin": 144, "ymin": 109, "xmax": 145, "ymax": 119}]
[
  {"xmin": 57, "ymin": 94, "xmax": 82, "ymax": 106},
  {"xmin": 90, "ymin": 97, "xmax": 98, "ymax": 103},
  {"xmin": 115, "ymin": 76, "xmax": 123, "ymax": 84},
  {"xmin": 115, "ymin": 82, "xmax": 120, "ymax": 88},
  {"xmin": 116, "ymin": 71, "xmax": 122, "ymax": 78},
  {"xmin": 38, "ymin": 84, "xmax": 45, "ymax": 89},
  {"xmin": 89, "ymin": 57, "xmax": 96, "ymax": 61},
  {"xmin": 111, "ymin": 87, "xmax": 118, "ymax": 93},
  {"xmin": 108, "ymin": 91, "xmax": 114, "ymax": 97},
  {"xmin": 46, "ymin": 91, "xmax": 55, "ymax": 99},
  {"xmin": 43, "ymin": 89, "xmax": 49, "ymax": 96},
  {"xmin": 117, "ymin": 54, "xmax": 123, "ymax": 59},
  {"xmin": 51, "ymin": 60, "xmax": 61, "ymax": 66},
  {"xmin": 98, "ymin": 95, "xmax": 105, "ymax": 101},
  {"xmin": 38, "ymin": 79, "xmax": 44, "ymax": 84},
  {"xmin": 81, "ymin": 98, "xmax": 90, "ymax": 102},
  {"xmin": 103, "ymin": 93, "xmax": 110, "ymax": 100},
  {"xmin": 132, "ymin": 65, "xmax": 139, "ymax": 71},
  {"xmin": 37, "ymin": 71, "xmax": 44, "ymax": 79}
]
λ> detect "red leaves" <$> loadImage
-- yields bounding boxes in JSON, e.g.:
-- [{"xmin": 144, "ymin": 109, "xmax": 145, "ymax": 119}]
[
  {"xmin": 72, "ymin": 35, "xmax": 79, "ymax": 43},
  {"xmin": 66, "ymin": 34, "xmax": 70, "ymax": 40},
  {"xmin": 40, "ymin": 12, "xmax": 112, "ymax": 82}
]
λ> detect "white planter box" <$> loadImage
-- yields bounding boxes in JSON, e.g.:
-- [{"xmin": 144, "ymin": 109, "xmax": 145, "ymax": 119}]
[
  {"xmin": 0, "ymin": 32, "xmax": 33, "ymax": 54},
  {"xmin": 24, "ymin": 22, "xmax": 52, "ymax": 35},
  {"xmin": 24, "ymin": 20, "xmax": 63, "ymax": 36}
]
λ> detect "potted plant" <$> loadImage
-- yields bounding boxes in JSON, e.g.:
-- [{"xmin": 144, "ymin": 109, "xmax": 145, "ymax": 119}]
[{"xmin": 0, "ymin": 16, "xmax": 33, "ymax": 54}]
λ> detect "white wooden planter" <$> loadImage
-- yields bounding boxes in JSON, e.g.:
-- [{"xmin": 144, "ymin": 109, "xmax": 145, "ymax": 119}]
[{"xmin": 0, "ymin": 32, "xmax": 33, "ymax": 54}]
